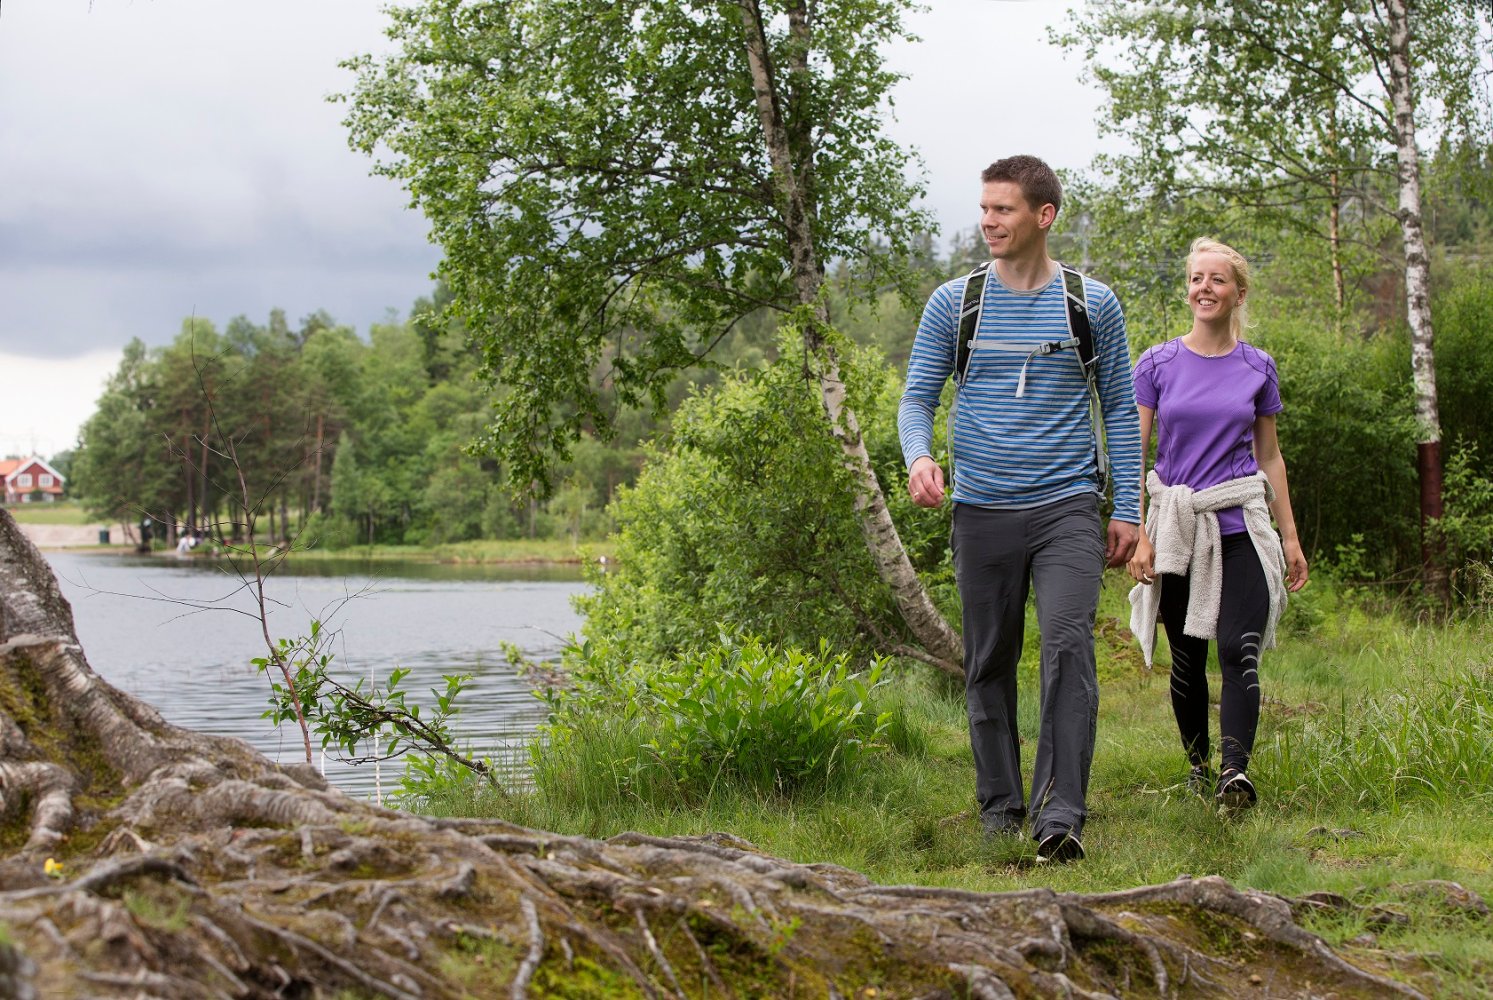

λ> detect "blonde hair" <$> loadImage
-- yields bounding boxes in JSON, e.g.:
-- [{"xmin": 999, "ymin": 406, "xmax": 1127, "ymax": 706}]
[{"xmin": 1186, "ymin": 236, "xmax": 1251, "ymax": 341}]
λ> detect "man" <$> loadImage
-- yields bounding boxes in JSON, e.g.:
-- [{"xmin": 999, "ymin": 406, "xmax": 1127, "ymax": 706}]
[{"xmin": 898, "ymin": 155, "xmax": 1141, "ymax": 863}]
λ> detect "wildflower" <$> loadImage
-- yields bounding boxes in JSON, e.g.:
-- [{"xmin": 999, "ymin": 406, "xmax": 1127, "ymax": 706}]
[{"xmin": 44, "ymin": 857, "xmax": 65, "ymax": 879}]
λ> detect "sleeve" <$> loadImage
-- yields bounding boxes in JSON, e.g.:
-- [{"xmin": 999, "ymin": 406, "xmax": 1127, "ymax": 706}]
[
  {"xmin": 1132, "ymin": 347, "xmax": 1159, "ymax": 410},
  {"xmin": 897, "ymin": 280, "xmax": 959, "ymax": 469},
  {"xmin": 1092, "ymin": 285, "xmax": 1142, "ymax": 522},
  {"xmin": 1256, "ymin": 350, "xmax": 1283, "ymax": 416}
]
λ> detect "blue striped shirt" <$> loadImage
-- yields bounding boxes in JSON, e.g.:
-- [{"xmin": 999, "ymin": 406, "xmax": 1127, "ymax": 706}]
[{"xmin": 898, "ymin": 265, "xmax": 1142, "ymax": 522}]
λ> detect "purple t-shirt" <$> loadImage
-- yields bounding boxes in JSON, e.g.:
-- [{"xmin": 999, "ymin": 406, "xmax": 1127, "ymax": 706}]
[{"xmin": 1133, "ymin": 339, "xmax": 1282, "ymax": 535}]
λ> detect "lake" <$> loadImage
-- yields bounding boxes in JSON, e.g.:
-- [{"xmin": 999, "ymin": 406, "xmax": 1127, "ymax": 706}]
[{"xmin": 43, "ymin": 550, "xmax": 589, "ymax": 802}]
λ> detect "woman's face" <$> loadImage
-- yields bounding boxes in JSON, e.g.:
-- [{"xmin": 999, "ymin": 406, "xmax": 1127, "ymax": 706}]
[{"xmin": 1187, "ymin": 251, "xmax": 1244, "ymax": 325}]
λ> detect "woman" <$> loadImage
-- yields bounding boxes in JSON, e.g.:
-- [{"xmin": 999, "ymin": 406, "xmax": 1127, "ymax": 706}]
[{"xmin": 1127, "ymin": 237, "xmax": 1309, "ymax": 811}]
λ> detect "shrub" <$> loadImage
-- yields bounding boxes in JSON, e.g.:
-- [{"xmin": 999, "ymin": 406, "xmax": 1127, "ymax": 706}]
[
  {"xmin": 538, "ymin": 632, "xmax": 893, "ymax": 801},
  {"xmin": 576, "ymin": 337, "xmax": 955, "ymax": 667},
  {"xmin": 1435, "ymin": 443, "xmax": 1493, "ymax": 605},
  {"xmin": 1254, "ymin": 318, "xmax": 1418, "ymax": 578}
]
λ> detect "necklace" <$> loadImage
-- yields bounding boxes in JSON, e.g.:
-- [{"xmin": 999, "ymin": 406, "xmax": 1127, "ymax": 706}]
[{"xmin": 1186, "ymin": 336, "xmax": 1235, "ymax": 358}]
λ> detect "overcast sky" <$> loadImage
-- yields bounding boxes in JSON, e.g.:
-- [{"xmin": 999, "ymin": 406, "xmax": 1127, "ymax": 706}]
[{"xmin": 0, "ymin": 0, "xmax": 1109, "ymax": 459}]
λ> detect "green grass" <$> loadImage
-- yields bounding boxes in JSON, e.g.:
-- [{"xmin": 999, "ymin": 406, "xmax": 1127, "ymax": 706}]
[
  {"xmin": 288, "ymin": 537, "xmax": 609, "ymax": 565},
  {"xmin": 3, "ymin": 501, "xmax": 93, "ymax": 525},
  {"xmin": 402, "ymin": 574, "xmax": 1493, "ymax": 993}
]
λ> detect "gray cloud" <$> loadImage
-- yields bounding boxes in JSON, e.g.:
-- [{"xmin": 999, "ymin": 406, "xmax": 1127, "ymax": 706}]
[
  {"xmin": 0, "ymin": 0, "xmax": 1104, "ymax": 365},
  {"xmin": 0, "ymin": 0, "xmax": 442, "ymax": 357}
]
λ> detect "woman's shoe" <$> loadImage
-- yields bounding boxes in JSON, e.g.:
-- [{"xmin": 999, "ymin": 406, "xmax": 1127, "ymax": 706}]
[{"xmin": 1216, "ymin": 769, "xmax": 1258, "ymax": 811}]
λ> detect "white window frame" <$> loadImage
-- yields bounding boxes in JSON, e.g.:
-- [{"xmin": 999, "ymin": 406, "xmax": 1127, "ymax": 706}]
[
  {"xmin": 38, "ymin": 474, "xmax": 54, "ymax": 487},
  {"xmin": 15, "ymin": 473, "xmax": 32, "ymax": 488}
]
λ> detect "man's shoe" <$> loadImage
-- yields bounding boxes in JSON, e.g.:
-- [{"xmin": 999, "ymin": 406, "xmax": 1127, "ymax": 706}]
[
  {"xmin": 1186, "ymin": 763, "xmax": 1214, "ymax": 798},
  {"xmin": 1035, "ymin": 828, "xmax": 1085, "ymax": 864},
  {"xmin": 981, "ymin": 812, "xmax": 1023, "ymax": 839},
  {"xmin": 1216, "ymin": 769, "xmax": 1258, "ymax": 811}
]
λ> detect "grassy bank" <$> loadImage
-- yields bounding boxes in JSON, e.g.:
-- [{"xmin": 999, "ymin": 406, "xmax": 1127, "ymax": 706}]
[
  {"xmin": 3, "ymin": 501, "xmax": 93, "ymax": 525},
  {"xmin": 280, "ymin": 537, "xmax": 610, "ymax": 565},
  {"xmin": 415, "ymin": 575, "xmax": 1493, "ymax": 994}
]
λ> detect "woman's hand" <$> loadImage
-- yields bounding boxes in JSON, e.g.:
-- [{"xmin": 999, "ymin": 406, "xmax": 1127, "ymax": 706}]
[
  {"xmin": 1283, "ymin": 538, "xmax": 1309, "ymax": 592},
  {"xmin": 1127, "ymin": 535, "xmax": 1156, "ymax": 585}
]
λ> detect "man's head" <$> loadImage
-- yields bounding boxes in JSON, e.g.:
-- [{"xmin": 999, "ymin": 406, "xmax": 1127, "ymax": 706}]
[
  {"xmin": 979, "ymin": 155, "xmax": 1061, "ymax": 262},
  {"xmin": 981, "ymin": 156, "xmax": 1062, "ymax": 215}
]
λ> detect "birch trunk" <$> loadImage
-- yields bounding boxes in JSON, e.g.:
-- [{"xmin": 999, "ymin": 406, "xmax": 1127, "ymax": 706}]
[
  {"xmin": 1384, "ymin": 0, "xmax": 1449, "ymax": 606},
  {"xmin": 736, "ymin": 0, "xmax": 962, "ymax": 674}
]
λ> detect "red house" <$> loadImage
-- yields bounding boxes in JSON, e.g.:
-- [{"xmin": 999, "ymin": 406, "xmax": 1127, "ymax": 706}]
[{"xmin": 1, "ymin": 456, "xmax": 66, "ymax": 504}]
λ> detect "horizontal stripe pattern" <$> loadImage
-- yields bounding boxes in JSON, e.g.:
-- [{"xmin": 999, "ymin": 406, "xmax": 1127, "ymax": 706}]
[{"xmin": 898, "ymin": 267, "xmax": 1142, "ymax": 522}]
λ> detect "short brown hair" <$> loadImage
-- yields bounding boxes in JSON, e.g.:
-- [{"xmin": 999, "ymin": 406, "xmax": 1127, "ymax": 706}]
[{"xmin": 981, "ymin": 156, "xmax": 1062, "ymax": 215}]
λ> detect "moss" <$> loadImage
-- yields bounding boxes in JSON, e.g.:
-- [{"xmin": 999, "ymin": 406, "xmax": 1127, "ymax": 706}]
[
  {"xmin": 1072, "ymin": 936, "xmax": 1167, "ymax": 995},
  {"xmin": 121, "ymin": 886, "xmax": 193, "ymax": 932},
  {"xmin": 0, "ymin": 651, "xmax": 127, "ymax": 806},
  {"xmin": 0, "ymin": 651, "xmax": 132, "ymax": 862},
  {"xmin": 436, "ymin": 930, "xmax": 523, "ymax": 994},
  {"xmin": 532, "ymin": 955, "xmax": 648, "ymax": 998},
  {"xmin": 0, "ymin": 789, "xmax": 33, "ymax": 854}
]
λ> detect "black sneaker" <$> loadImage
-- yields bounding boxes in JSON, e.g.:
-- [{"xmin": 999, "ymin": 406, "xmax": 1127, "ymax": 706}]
[
  {"xmin": 1187, "ymin": 763, "xmax": 1214, "ymax": 798},
  {"xmin": 1216, "ymin": 769, "xmax": 1258, "ymax": 811},
  {"xmin": 981, "ymin": 812, "xmax": 1023, "ymax": 839},
  {"xmin": 1036, "ymin": 828, "xmax": 1085, "ymax": 864}
]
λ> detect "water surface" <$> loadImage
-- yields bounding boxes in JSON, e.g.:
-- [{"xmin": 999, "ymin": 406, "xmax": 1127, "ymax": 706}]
[{"xmin": 44, "ymin": 550, "xmax": 588, "ymax": 801}]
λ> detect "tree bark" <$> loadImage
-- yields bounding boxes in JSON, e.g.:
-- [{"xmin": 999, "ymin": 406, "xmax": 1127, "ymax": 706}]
[
  {"xmin": 1383, "ymin": 0, "xmax": 1450, "ymax": 606},
  {"xmin": 736, "ymin": 0, "xmax": 963, "ymax": 674},
  {"xmin": 1326, "ymin": 100, "xmax": 1346, "ymax": 318},
  {"xmin": 0, "ymin": 509, "xmax": 1444, "ymax": 998}
]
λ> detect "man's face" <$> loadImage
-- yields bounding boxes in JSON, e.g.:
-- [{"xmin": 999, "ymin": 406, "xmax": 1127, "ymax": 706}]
[{"xmin": 980, "ymin": 181, "xmax": 1051, "ymax": 259}]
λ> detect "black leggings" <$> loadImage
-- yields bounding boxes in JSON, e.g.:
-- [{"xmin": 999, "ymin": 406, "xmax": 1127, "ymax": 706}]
[{"xmin": 1159, "ymin": 533, "xmax": 1270, "ymax": 775}]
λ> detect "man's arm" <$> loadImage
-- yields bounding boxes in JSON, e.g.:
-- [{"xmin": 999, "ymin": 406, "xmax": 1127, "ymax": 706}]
[{"xmin": 897, "ymin": 281, "xmax": 959, "ymax": 504}]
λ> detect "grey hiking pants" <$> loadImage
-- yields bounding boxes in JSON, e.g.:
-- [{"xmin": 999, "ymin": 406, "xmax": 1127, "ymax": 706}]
[{"xmin": 952, "ymin": 494, "xmax": 1105, "ymax": 841}]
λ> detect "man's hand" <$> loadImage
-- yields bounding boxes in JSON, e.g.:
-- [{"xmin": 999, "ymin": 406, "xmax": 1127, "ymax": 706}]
[
  {"xmin": 1105, "ymin": 519, "xmax": 1138, "ymax": 569},
  {"xmin": 907, "ymin": 456, "xmax": 945, "ymax": 508}
]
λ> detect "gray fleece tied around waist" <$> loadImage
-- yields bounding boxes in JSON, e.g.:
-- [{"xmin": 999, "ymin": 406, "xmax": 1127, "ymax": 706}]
[{"xmin": 1128, "ymin": 470, "xmax": 1288, "ymax": 667}]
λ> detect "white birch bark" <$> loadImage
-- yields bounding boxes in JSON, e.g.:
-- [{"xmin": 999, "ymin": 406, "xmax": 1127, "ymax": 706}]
[
  {"xmin": 1384, "ymin": 0, "xmax": 1449, "ymax": 602},
  {"xmin": 735, "ymin": 0, "xmax": 963, "ymax": 672}
]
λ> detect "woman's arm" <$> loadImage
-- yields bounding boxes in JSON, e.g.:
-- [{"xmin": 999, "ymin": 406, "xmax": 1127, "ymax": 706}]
[
  {"xmin": 1253, "ymin": 414, "xmax": 1309, "ymax": 592},
  {"xmin": 1126, "ymin": 405, "xmax": 1157, "ymax": 584}
]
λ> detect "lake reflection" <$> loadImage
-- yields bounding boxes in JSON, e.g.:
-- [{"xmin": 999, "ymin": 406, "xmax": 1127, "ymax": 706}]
[{"xmin": 44, "ymin": 551, "xmax": 588, "ymax": 801}]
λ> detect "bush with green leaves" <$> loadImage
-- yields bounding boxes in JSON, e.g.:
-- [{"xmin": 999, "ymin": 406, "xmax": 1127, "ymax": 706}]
[
  {"xmin": 538, "ymin": 632, "xmax": 893, "ymax": 801},
  {"xmin": 254, "ymin": 620, "xmax": 494, "ymax": 786},
  {"xmin": 1253, "ymin": 318, "xmax": 1418, "ymax": 579},
  {"xmin": 1434, "ymin": 443, "xmax": 1493, "ymax": 604},
  {"xmin": 1250, "ymin": 275, "xmax": 1493, "ymax": 591},
  {"xmin": 576, "ymin": 337, "xmax": 954, "ymax": 667}
]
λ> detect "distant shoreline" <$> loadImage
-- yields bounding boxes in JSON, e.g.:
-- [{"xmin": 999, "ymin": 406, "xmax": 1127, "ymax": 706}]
[{"xmin": 15, "ymin": 520, "xmax": 608, "ymax": 566}]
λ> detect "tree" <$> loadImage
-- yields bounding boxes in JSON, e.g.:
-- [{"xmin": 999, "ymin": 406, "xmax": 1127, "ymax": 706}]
[
  {"xmin": 342, "ymin": 0, "xmax": 962, "ymax": 671},
  {"xmin": 0, "ymin": 509, "xmax": 1437, "ymax": 996},
  {"xmin": 1058, "ymin": 0, "xmax": 1493, "ymax": 603}
]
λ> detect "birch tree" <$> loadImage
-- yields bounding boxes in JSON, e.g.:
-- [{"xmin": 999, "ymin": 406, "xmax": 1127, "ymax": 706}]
[
  {"xmin": 341, "ymin": 0, "xmax": 962, "ymax": 669},
  {"xmin": 1059, "ymin": 0, "xmax": 1493, "ymax": 603}
]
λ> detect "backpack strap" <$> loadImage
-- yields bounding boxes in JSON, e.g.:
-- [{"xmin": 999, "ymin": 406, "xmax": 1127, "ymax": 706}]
[
  {"xmin": 1058, "ymin": 262, "xmax": 1110, "ymax": 496},
  {"xmin": 954, "ymin": 261, "xmax": 992, "ymax": 388}
]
